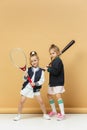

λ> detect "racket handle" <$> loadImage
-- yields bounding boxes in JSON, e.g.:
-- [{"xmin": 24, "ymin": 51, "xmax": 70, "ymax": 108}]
[{"xmin": 27, "ymin": 76, "xmax": 35, "ymax": 88}]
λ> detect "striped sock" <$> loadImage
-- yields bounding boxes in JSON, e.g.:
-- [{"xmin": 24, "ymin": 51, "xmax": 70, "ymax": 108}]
[
  {"xmin": 58, "ymin": 98, "xmax": 65, "ymax": 115},
  {"xmin": 49, "ymin": 99, "xmax": 57, "ymax": 113}
]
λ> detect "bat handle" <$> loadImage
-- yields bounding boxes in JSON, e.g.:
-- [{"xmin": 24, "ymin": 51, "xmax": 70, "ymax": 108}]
[
  {"xmin": 42, "ymin": 68, "xmax": 46, "ymax": 71},
  {"xmin": 58, "ymin": 52, "xmax": 62, "ymax": 56}
]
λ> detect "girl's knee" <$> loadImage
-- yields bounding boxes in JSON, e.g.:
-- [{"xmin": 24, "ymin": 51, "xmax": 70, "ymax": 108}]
[
  {"xmin": 20, "ymin": 100, "xmax": 24, "ymax": 105},
  {"xmin": 39, "ymin": 99, "xmax": 44, "ymax": 105},
  {"xmin": 55, "ymin": 93, "xmax": 61, "ymax": 100},
  {"xmin": 20, "ymin": 99, "xmax": 26, "ymax": 104},
  {"xmin": 47, "ymin": 93, "xmax": 52, "ymax": 99}
]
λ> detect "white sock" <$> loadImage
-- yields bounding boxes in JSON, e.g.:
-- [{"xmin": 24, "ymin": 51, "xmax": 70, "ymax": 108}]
[
  {"xmin": 49, "ymin": 99, "xmax": 57, "ymax": 113},
  {"xmin": 58, "ymin": 98, "xmax": 65, "ymax": 115}
]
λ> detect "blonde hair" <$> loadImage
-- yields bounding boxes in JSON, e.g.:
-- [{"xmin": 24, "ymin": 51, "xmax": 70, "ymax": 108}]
[
  {"xmin": 30, "ymin": 51, "xmax": 38, "ymax": 57},
  {"xmin": 49, "ymin": 44, "xmax": 60, "ymax": 54},
  {"xmin": 29, "ymin": 51, "xmax": 39, "ymax": 64}
]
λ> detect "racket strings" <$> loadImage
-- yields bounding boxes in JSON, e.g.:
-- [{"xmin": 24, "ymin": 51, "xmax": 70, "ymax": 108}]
[{"xmin": 10, "ymin": 48, "xmax": 27, "ymax": 70}]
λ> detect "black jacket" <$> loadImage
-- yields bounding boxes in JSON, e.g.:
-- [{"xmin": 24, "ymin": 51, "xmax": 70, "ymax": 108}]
[
  {"xmin": 22, "ymin": 67, "xmax": 43, "ymax": 92},
  {"xmin": 47, "ymin": 57, "xmax": 64, "ymax": 86}
]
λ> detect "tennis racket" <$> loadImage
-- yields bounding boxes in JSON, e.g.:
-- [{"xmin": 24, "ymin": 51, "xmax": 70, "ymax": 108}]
[{"xmin": 9, "ymin": 48, "xmax": 34, "ymax": 88}]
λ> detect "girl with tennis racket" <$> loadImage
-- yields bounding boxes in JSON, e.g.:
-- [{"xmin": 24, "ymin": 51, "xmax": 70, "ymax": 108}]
[{"xmin": 13, "ymin": 51, "xmax": 50, "ymax": 121}]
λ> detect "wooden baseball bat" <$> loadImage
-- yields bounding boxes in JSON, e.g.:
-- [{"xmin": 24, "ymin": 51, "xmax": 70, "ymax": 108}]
[{"xmin": 42, "ymin": 40, "xmax": 75, "ymax": 71}]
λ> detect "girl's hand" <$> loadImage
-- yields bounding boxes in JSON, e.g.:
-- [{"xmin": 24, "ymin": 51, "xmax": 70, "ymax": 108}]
[
  {"xmin": 46, "ymin": 65, "xmax": 49, "ymax": 67},
  {"xmin": 44, "ymin": 66, "xmax": 48, "ymax": 71},
  {"xmin": 30, "ymin": 82, "xmax": 35, "ymax": 86},
  {"xmin": 44, "ymin": 65, "xmax": 50, "ymax": 71},
  {"xmin": 24, "ymin": 72, "xmax": 28, "ymax": 77}
]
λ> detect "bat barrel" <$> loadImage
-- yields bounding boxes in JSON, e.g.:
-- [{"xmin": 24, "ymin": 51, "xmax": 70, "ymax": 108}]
[{"xmin": 61, "ymin": 40, "xmax": 75, "ymax": 54}]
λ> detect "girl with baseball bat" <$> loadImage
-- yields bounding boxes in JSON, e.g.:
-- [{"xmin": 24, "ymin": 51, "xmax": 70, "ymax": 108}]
[{"xmin": 44, "ymin": 44, "xmax": 65, "ymax": 121}]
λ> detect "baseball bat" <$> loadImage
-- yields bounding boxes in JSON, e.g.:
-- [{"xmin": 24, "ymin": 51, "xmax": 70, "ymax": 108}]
[
  {"xmin": 42, "ymin": 40, "xmax": 75, "ymax": 71},
  {"xmin": 59, "ymin": 40, "xmax": 75, "ymax": 56},
  {"xmin": 49, "ymin": 40, "xmax": 75, "ymax": 65}
]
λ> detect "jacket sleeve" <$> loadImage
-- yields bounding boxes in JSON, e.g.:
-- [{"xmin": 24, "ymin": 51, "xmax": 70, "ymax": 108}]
[
  {"xmin": 35, "ymin": 71, "xmax": 45, "ymax": 86},
  {"xmin": 23, "ymin": 68, "xmax": 28, "ymax": 81}
]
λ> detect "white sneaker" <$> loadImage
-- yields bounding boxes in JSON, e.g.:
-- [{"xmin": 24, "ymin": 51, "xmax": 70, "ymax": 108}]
[
  {"xmin": 43, "ymin": 114, "xmax": 51, "ymax": 120},
  {"xmin": 13, "ymin": 114, "xmax": 21, "ymax": 121}
]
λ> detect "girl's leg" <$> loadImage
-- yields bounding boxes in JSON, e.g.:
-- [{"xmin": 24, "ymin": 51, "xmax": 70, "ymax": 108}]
[
  {"xmin": 35, "ymin": 95, "xmax": 50, "ymax": 120},
  {"xmin": 35, "ymin": 95, "xmax": 47, "ymax": 114},
  {"xmin": 18, "ymin": 95, "xmax": 27, "ymax": 114},
  {"xmin": 55, "ymin": 93, "xmax": 65, "ymax": 120},
  {"xmin": 56, "ymin": 93, "xmax": 65, "ymax": 115},
  {"xmin": 47, "ymin": 93, "xmax": 57, "ymax": 115},
  {"xmin": 13, "ymin": 96, "xmax": 27, "ymax": 121}
]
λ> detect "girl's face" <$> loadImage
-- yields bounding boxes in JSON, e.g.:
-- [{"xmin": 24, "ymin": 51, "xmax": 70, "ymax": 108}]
[
  {"xmin": 30, "ymin": 56, "xmax": 39, "ymax": 67},
  {"xmin": 49, "ymin": 49, "xmax": 58, "ymax": 60}
]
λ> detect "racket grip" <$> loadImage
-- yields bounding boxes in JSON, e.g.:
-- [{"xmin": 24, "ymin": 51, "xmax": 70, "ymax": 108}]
[{"xmin": 27, "ymin": 76, "xmax": 35, "ymax": 88}]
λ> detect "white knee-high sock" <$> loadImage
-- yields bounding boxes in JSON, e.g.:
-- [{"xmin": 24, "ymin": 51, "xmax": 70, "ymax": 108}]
[
  {"xmin": 58, "ymin": 98, "xmax": 65, "ymax": 115},
  {"xmin": 49, "ymin": 99, "xmax": 57, "ymax": 113}
]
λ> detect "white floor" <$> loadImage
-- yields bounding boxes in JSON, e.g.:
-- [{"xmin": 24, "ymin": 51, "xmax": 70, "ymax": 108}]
[{"xmin": 0, "ymin": 114, "xmax": 87, "ymax": 130}]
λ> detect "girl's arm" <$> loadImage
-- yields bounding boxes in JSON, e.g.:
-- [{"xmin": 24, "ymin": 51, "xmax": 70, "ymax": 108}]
[
  {"xmin": 47, "ymin": 60, "xmax": 63, "ymax": 76},
  {"xmin": 35, "ymin": 71, "xmax": 45, "ymax": 86},
  {"xmin": 23, "ymin": 68, "xmax": 28, "ymax": 81}
]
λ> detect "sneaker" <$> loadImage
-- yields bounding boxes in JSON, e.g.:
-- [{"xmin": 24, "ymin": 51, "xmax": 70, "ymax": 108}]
[
  {"xmin": 57, "ymin": 113, "xmax": 65, "ymax": 121},
  {"xmin": 13, "ymin": 114, "xmax": 21, "ymax": 121},
  {"xmin": 43, "ymin": 114, "xmax": 51, "ymax": 120},
  {"xmin": 48, "ymin": 111, "xmax": 57, "ymax": 117}
]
